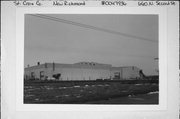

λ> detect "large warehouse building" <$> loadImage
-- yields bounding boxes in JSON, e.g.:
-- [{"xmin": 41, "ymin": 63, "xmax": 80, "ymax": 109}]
[{"xmin": 24, "ymin": 62, "xmax": 142, "ymax": 80}]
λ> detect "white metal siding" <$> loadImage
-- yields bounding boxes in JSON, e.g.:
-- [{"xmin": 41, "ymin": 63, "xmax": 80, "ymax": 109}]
[{"xmin": 24, "ymin": 63, "xmax": 140, "ymax": 80}]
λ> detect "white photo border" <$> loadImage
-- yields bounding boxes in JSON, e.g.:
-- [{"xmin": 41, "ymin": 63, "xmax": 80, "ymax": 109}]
[{"xmin": 15, "ymin": 7, "xmax": 167, "ymax": 111}]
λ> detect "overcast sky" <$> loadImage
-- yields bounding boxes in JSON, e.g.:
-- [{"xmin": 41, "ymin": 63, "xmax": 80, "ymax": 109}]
[{"xmin": 25, "ymin": 14, "xmax": 158, "ymax": 75}]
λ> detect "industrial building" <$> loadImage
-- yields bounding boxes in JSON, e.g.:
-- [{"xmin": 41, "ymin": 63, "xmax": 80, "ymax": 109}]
[{"xmin": 24, "ymin": 62, "xmax": 141, "ymax": 80}]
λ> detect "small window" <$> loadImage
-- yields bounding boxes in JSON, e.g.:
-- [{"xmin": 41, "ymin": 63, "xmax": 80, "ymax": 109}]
[
  {"xmin": 31, "ymin": 72, "xmax": 35, "ymax": 79},
  {"xmin": 114, "ymin": 72, "xmax": 120, "ymax": 79},
  {"xmin": 40, "ymin": 71, "xmax": 44, "ymax": 79}
]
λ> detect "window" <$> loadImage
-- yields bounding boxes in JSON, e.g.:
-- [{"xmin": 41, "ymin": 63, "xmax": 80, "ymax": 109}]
[
  {"xmin": 114, "ymin": 72, "xmax": 120, "ymax": 79},
  {"xmin": 40, "ymin": 71, "xmax": 44, "ymax": 79},
  {"xmin": 31, "ymin": 72, "xmax": 35, "ymax": 79}
]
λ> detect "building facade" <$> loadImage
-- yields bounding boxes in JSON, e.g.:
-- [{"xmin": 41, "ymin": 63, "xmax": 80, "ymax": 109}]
[{"xmin": 24, "ymin": 62, "xmax": 141, "ymax": 80}]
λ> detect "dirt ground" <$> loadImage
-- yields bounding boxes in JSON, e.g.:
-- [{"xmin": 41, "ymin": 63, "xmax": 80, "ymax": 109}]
[
  {"xmin": 24, "ymin": 81, "xmax": 158, "ymax": 104},
  {"xmin": 85, "ymin": 92, "xmax": 158, "ymax": 104}
]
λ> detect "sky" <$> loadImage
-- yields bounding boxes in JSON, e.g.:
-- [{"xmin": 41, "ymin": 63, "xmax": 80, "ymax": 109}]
[{"xmin": 25, "ymin": 14, "xmax": 158, "ymax": 75}]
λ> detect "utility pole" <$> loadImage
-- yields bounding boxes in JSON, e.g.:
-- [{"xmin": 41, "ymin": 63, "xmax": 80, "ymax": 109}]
[{"xmin": 154, "ymin": 58, "xmax": 159, "ymax": 73}]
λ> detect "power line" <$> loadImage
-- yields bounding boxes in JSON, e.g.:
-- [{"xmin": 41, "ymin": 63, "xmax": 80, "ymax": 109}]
[{"xmin": 29, "ymin": 14, "xmax": 158, "ymax": 43}]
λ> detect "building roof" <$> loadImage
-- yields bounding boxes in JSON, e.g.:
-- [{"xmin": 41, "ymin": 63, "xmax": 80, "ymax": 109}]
[
  {"xmin": 25, "ymin": 62, "xmax": 112, "ymax": 70},
  {"xmin": 111, "ymin": 66, "xmax": 140, "ymax": 70},
  {"xmin": 25, "ymin": 62, "xmax": 139, "ymax": 71}
]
